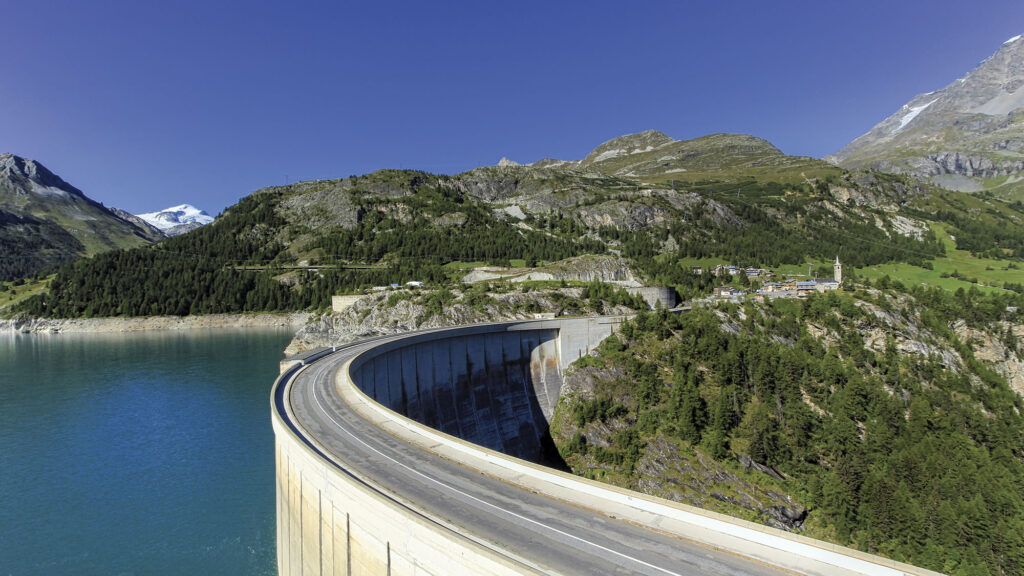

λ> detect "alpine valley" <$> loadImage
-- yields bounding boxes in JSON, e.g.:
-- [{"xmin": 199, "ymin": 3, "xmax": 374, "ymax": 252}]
[{"xmin": 6, "ymin": 33, "xmax": 1024, "ymax": 576}]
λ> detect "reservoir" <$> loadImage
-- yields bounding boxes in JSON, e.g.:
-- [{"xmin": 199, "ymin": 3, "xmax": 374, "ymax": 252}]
[{"xmin": 0, "ymin": 328, "xmax": 294, "ymax": 575}]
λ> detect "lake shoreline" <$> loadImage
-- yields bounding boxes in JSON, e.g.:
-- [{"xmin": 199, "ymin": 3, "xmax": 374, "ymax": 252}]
[{"xmin": 0, "ymin": 312, "xmax": 310, "ymax": 334}]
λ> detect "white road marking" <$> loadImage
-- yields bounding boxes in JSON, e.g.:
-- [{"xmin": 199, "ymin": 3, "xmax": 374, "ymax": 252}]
[{"xmin": 305, "ymin": 361, "xmax": 685, "ymax": 576}]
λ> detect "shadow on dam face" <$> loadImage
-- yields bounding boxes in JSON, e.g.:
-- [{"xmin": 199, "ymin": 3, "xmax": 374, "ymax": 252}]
[{"xmin": 349, "ymin": 325, "xmax": 602, "ymax": 469}]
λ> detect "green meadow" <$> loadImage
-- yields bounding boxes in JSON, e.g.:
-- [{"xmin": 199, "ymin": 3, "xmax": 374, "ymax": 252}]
[{"xmin": 856, "ymin": 223, "xmax": 1024, "ymax": 294}]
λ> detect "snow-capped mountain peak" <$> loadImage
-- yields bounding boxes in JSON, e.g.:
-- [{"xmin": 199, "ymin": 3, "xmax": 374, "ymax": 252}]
[{"xmin": 136, "ymin": 204, "xmax": 214, "ymax": 236}]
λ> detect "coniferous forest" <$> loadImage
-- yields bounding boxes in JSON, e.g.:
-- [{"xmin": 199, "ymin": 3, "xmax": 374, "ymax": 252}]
[
  {"xmin": 14, "ymin": 170, "xmax": 959, "ymax": 318},
  {"xmin": 556, "ymin": 287, "xmax": 1024, "ymax": 576}
]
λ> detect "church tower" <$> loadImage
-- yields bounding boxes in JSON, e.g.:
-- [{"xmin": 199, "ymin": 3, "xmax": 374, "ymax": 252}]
[{"xmin": 834, "ymin": 255, "xmax": 842, "ymax": 284}]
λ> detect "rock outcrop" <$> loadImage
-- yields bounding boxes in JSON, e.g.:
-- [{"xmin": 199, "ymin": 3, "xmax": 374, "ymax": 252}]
[
  {"xmin": 955, "ymin": 320, "xmax": 1024, "ymax": 396},
  {"xmin": 285, "ymin": 286, "xmax": 638, "ymax": 355}
]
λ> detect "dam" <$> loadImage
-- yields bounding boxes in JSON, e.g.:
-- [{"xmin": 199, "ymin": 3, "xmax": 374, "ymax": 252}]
[
  {"xmin": 348, "ymin": 318, "xmax": 621, "ymax": 463},
  {"xmin": 272, "ymin": 317, "xmax": 941, "ymax": 576}
]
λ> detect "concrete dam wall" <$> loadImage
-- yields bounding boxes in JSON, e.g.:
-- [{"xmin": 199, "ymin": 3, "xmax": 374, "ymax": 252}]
[
  {"xmin": 348, "ymin": 318, "xmax": 623, "ymax": 462},
  {"xmin": 274, "ymin": 317, "xmax": 941, "ymax": 576}
]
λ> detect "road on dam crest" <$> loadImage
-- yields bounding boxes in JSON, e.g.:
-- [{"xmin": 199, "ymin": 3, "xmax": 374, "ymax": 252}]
[{"xmin": 280, "ymin": 333, "xmax": 785, "ymax": 575}]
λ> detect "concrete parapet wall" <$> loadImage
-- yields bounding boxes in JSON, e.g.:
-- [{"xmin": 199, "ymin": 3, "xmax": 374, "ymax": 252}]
[
  {"xmin": 625, "ymin": 286, "xmax": 677, "ymax": 309},
  {"xmin": 331, "ymin": 295, "xmax": 365, "ymax": 313},
  {"xmin": 273, "ymin": 407, "xmax": 539, "ymax": 576}
]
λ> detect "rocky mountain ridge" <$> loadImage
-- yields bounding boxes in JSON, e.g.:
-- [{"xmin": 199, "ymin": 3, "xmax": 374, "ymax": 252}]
[
  {"xmin": 830, "ymin": 34, "xmax": 1024, "ymax": 198},
  {"xmin": 285, "ymin": 284, "xmax": 642, "ymax": 354},
  {"xmin": 0, "ymin": 153, "xmax": 163, "ymax": 281},
  {"xmin": 499, "ymin": 130, "xmax": 824, "ymax": 184},
  {"xmin": 259, "ymin": 130, "xmax": 932, "ymax": 276},
  {"xmin": 14, "ymin": 126, "xmax": 1017, "ymax": 322}
]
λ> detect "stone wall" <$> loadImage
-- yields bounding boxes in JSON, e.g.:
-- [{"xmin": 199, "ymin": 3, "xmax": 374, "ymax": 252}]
[{"xmin": 625, "ymin": 286, "xmax": 677, "ymax": 309}]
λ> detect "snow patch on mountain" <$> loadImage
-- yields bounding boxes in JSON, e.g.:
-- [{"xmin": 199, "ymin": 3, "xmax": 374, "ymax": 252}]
[
  {"xmin": 29, "ymin": 181, "xmax": 72, "ymax": 199},
  {"xmin": 136, "ymin": 204, "xmax": 213, "ymax": 236},
  {"xmin": 1005, "ymin": 34, "xmax": 1022, "ymax": 45},
  {"xmin": 593, "ymin": 149, "xmax": 626, "ymax": 163},
  {"xmin": 893, "ymin": 99, "xmax": 938, "ymax": 134}
]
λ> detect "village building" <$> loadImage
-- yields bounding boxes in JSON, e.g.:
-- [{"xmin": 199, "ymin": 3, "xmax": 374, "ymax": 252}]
[
  {"xmin": 715, "ymin": 258, "xmax": 842, "ymax": 301},
  {"xmin": 713, "ymin": 264, "xmax": 743, "ymax": 277},
  {"xmin": 795, "ymin": 280, "xmax": 818, "ymax": 296},
  {"xmin": 815, "ymin": 279, "xmax": 840, "ymax": 293},
  {"xmin": 710, "ymin": 263, "xmax": 769, "ymax": 279},
  {"xmin": 714, "ymin": 286, "xmax": 746, "ymax": 300},
  {"xmin": 744, "ymin": 267, "xmax": 768, "ymax": 279}
]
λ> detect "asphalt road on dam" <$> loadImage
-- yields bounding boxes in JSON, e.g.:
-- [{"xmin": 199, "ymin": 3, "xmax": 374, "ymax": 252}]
[{"xmin": 284, "ymin": 339, "xmax": 785, "ymax": 576}]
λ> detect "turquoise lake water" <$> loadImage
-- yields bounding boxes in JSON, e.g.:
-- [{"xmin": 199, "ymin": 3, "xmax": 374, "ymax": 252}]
[{"xmin": 0, "ymin": 328, "xmax": 294, "ymax": 575}]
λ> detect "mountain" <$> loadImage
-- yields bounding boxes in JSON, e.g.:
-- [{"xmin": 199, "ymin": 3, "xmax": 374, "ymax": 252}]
[
  {"xmin": 15, "ymin": 130, "xmax": 974, "ymax": 319},
  {"xmin": 107, "ymin": 207, "xmax": 166, "ymax": 238},
  {"xmin": 0, "ymin": 153, "xmax": 163, "ymax": 281},
  {"xmin": 137, "ymin": 204, "xmax": 214, "ymax": 236},
  {"xmin": 509, "ymin": 130, "xmax": 834, "ymax": 185},
  {"xmin": 830, "ymin": 34, "xmax": 1024, "ymax": 199}
]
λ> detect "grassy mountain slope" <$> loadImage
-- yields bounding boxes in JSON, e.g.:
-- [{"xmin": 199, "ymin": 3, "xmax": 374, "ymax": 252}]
[
  {"xmin": 11, "ymin": 129, "xmax": 1024, "ymax": 319},
  {"xmin": 0, "ymin": 153, "xmax": 163, "ymax": 281}
]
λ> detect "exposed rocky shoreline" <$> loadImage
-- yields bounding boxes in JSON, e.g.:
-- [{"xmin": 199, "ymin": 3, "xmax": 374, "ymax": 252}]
[{"xmin": 1, "ymin": 312, "xmax": 310, "ymax": 334}]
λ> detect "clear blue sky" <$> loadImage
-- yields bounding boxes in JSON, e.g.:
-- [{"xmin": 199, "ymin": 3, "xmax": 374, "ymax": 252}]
[{"xmin": 3, "ymin": 0, "xmax": 1023, "ymax": 214}]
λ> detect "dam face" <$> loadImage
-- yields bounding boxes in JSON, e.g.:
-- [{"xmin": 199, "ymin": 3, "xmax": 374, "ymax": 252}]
[{"xmin": 348, "ymin": 319, "xmax": 621, "ymax": 462}]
